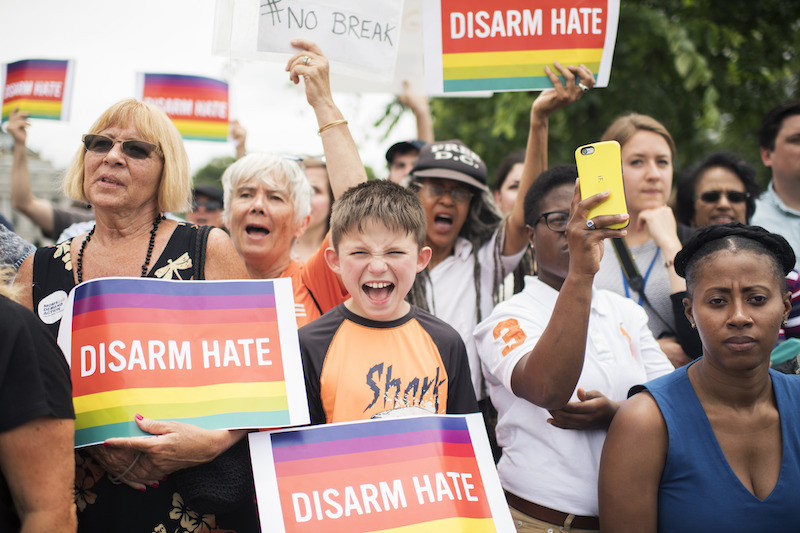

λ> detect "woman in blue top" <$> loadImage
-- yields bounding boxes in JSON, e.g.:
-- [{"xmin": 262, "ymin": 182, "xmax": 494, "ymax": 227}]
[{"xmin": 598, "ymin": 223, "xmax": 799, "ymax": 532}]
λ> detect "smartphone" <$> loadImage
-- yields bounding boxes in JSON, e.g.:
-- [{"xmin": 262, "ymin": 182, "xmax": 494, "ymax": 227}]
[{"xmin": 575, "ymin": 140, "xmax": 629, "ymax": 229}]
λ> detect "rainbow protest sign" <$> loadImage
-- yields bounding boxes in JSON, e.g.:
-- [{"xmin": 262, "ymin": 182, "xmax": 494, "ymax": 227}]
[
  {"xmin": 1, "ymin": 59, "xmax": 74, "ymax": 121},
  {"xmin": 57, "ymin": 277, "xmax": 309, "ymax": 447},
  {"xmin": 137, "ymin": 73, "xmax": 229, "ymax": 141},
  {"xmin": 423, "ymin": 0, "xmax": 619, "ymax": 94},
  {"xmin": 249, "ymin": 414, "xmax": 515, "ymax": 532}
]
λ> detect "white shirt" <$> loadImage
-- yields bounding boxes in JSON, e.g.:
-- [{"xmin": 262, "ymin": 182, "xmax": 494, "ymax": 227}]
[
  {"xmin": 424, "ymin": 228, "xmax": 525, "ymax": 400},
  {"xmin": 474, "ymin": 276, "xmax": 673, "ymax": 516}
]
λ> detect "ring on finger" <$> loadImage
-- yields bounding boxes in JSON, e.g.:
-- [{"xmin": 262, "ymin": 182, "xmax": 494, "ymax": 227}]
[
  {"xmin": 578, "ymin": 81, "xmax": 589, "ymax": 92},
  {"xmin": 586, "ymin": 219, "xmax": 596, "ymax": 230},
  {"xmin": 302, "ymin": 56, "xmax": 311, "ymax": 66}
]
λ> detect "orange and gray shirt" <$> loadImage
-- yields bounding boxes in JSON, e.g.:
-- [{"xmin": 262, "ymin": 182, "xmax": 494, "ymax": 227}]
[{"xmin": 299, "ymin": 303, "xmax": 478, "ymax": 424}]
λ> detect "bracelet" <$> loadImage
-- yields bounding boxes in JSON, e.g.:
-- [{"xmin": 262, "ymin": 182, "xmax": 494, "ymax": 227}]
[
  {"xmin": 317, "ymin": 119, "xmax": 348, "ymax": 135},
  {"xmin": 108, "ymin": 452, "xmax": 142, "ymax": 485}
]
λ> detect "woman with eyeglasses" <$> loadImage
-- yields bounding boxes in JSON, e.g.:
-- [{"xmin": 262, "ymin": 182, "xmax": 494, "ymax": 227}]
[
  {"xmin": 11, "ymin": 63, "xmax": 260, "ymax": 533},
  {"xmin": 673, "ymin": 151, "xmax": 760, "ymax": 228},
  {"xmin": 592, "ymin": 114, "xmax": 699, "ymax": 367},
  {"xmin": 221, "ymin": 40, "xmax": 365, "ymax": 327},
  {"xmin": 474, "ymin": 165, "xmax": 673, "ymax": 533}
]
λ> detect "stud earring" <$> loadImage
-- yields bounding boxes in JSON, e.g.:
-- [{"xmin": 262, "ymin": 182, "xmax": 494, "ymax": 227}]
[{"xmin": 690, "ymin": 323, "xmax": 696, "ymax": 329}]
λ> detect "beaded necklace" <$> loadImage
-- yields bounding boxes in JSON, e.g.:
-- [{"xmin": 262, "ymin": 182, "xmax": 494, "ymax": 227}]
[{"xmin": 76, "ymin": 214, "xmax": 165, "ymax": 284}]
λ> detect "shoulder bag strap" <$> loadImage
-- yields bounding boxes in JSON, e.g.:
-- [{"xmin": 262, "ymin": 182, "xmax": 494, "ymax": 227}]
[{"xmin": 194, "ymin": 225, "xmax": 212, "ymax": 280}]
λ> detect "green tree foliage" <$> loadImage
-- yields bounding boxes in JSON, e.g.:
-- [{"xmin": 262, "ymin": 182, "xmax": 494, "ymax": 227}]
[
  {"xmin": 192, "ymin": 156, "xmax": 235, "ymax": 190},
  {"xmin": 394, "ymin": 1, "xmax": 799, "ymax": 189}
]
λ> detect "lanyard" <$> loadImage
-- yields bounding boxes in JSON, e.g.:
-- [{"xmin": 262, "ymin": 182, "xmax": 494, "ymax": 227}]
[{"xmin": 622, "ymin": 247, "xmax": 661, "ymax": 306}]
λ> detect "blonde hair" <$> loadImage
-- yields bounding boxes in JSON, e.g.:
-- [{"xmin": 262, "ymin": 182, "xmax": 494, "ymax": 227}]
[
  {"xmin": 63, "ymin": 98, "xmax": 191, "ymax": 212},
  {"xmin": 221, "ymin": 153, "xmax": 312, "ymax": 226},
  {"xmin": 601, "ymin": 113, "xmax": 676, "ymax": 162}
]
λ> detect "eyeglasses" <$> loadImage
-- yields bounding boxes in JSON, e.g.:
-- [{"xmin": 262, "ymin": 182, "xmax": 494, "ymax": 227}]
[
  {"xmin": 82, "ymin": 134, "xmax": 163, "ymax": 160},
  {"xmin": 534, "ymin": 211, "xmax": 569, "ymax": 233},
  {"xmin": 696, "ymin": 190, "xmax": 750, "ymax": 204},
  {"xmin": 415, "ymin": 181, "xmax": 474, "ymax": 205},
  {"xmin": 192, "ymin": 200, "xmax": 222, "ymax": 212}
]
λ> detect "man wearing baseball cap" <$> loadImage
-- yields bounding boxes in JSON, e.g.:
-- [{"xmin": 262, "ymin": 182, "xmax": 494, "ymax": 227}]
[{"xmin": 385, "ymin": 139, "xmax": 426, "ymax": 184}]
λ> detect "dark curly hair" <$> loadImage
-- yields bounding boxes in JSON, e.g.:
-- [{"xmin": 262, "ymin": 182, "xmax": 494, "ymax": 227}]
[{"xmin": 675, "ymin": 222, "xmax": 795, "ymax": 293}]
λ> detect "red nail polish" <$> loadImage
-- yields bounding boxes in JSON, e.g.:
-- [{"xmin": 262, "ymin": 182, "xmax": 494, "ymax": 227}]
[
  {"xmin": 135, "ymin": 414, "xmax": 144, "ymax": 421},
  {"xmin": 102, "ymin": 442, "xmax": 108, "ymax": 446},
  {"xmin": 161, "ymin": 476, "xmax": 168, "ymax": 482},
  {"xmin": 151, "ymin": 482, "xmax": 159, "ymax": 489},
  {"xmin": 139, "ymin": 487, "xmax": 147, "ymax": 492}
]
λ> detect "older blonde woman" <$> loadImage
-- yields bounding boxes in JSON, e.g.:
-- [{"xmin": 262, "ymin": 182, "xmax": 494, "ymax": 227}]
[{"xmin": 13, "ymin": 96, "xmax": 253, "ymax": 531}]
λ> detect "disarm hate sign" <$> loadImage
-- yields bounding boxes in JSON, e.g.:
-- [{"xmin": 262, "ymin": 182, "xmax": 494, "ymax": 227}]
[{"xmin": 423, "ymin": 0, "xmax": 620, "ymax": 94}]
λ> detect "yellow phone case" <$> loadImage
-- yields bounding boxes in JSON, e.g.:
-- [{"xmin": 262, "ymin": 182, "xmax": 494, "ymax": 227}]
[{"xmin": 575, "ymin": 140, "xmax": 629, "ymax": 229}]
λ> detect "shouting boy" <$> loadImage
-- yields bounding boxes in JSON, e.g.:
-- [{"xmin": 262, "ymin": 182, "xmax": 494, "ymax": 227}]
[{"xmin": 299, "ymin": 180, "xmax": 478, "ymax": 423}]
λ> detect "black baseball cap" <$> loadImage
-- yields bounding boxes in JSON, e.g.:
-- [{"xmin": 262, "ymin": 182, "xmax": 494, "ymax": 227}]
[
  {"xmin": 385, "ymin": 139, "xmax": 426, "ymax": 164},
  {"xmin": 409, "ymin": 140, "xmax": 488, "ymax": 191}
]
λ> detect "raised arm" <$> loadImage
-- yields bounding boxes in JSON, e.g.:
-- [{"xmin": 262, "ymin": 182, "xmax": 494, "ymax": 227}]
[
  {"xmin": 286, "ymin": 39, "xmax": 367, "ymax": 199},
  {"xmin": 398, "ymin": 80, "xmax": 434, "ymax": 143},
  {"xmin": 8, "ymin": 108, "xmax": 58, "ymax": 236},
  {"xmin": 510, "ymin": 184, "xmax": 628, "ymax": 408},
  {"xmin": 503, "ymin": 62, "xmax": 595, "ymax": 256},
  {"xmin": 598, "ymin": 392, "xmax": 667, "ymax": 533}
]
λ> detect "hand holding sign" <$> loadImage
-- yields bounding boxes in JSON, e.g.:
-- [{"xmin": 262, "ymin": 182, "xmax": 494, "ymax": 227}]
[
  {"xmin": 101, "ymin": 417, "xmax": 248, "ymax": 490},
  {"xmin": 533, "ymin": 61, "xmax": 595, "ymax": 120},
  {"xmin": 6, "ymin": 107, "xmax": 29, "ymax": 144},
  {"xmin": 286, "ymin": 39, "xmax": 333, "ymax": 111}
]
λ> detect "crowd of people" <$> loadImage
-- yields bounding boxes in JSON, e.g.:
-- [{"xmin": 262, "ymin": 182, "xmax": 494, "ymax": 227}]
[{"xmin": 1, "ymin": 38, "xmax": 799, "ymax": 533}]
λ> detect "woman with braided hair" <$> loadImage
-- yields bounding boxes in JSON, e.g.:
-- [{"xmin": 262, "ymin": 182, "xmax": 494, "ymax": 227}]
[{"xmin": 599, "ymin": 223, "xmax": 800, "ymax": 531}]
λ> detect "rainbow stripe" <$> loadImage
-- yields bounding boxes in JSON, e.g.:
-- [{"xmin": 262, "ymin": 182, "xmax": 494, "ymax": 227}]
[
  {"xmin": 139, "ymin": 73, "xmax": 229, "ymax": 141},
  {"xmin": 2, "ymin": 59, "xmax": 73, "ymax": 120},
  {"xmin": 443, "ymin": 48, "xmax": 602, "ymax": 92},
  {"xmin": 265, "ymin": 416, "xmax": 496, "ymax": 532},
  {"xmin": 66, "ymin": 278, "xmax": 302, "ymax": 447}
]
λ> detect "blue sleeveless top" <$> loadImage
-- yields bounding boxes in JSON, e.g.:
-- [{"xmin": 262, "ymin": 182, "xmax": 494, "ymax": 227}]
[{"xmin": 644, "ymin": 364, "xmax": 800, "ymax": 532}]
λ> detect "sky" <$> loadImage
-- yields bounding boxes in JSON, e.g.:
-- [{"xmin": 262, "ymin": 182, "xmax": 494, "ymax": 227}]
[{"xmin": 0, "ymin": 0, "xmax": 419, "ymax": 177}]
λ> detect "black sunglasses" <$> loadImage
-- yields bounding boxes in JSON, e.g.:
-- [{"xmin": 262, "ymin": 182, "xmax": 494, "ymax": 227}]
[
  {"xmin": 192, "ymin": 200, "xmax": 222, "ymax": 212},
  {"xmin": 82, "ymin": 134, "xmax": 163, "ymax": 160},
  {"xmin": 696, "ymin": 190, "xmax": 750, "ymax": 204}
]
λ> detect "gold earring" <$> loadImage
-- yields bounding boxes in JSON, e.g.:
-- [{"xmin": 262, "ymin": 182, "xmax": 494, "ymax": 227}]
[{"xmin": 690, "ymin": 323, "xmax": 696, "ymax": 329}]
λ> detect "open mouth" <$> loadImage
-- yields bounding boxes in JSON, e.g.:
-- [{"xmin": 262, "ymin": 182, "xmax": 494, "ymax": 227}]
[
  {"xmin": 99, "ymin": 177, "xmax": 121, "ymax": 185},
  {"xmin": 245, "ymin": 224, "xmax": 270, "ymax": 237},
  {"xmin": 363, "ymin": 281, "xmax": 395, "ymax": 301},
  {"xmin": 433, "ymin": 213, "xmax": 454, "ymax": 232}
]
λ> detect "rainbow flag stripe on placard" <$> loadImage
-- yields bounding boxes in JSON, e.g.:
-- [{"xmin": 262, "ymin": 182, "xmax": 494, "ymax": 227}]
[
  {"xmin": 442, "ymin": 48, "xmax": 602, "ymax": 92},
  {"xmin": 271, "ymin": 416, "xmax": 496, "ymax": 533},
  {"xmin": 140, "ymin": 73, "xmax": 229, "ymax": 141},
  {"xmin": 2, "ymin": 59, "xmax": 72, "ymax": 121},
  {"xmin": 69, "ymin": 278, "xmax": 290, "ymax": 446}
]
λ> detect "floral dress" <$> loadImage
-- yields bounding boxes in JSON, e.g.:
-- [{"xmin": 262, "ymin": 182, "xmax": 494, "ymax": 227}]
[{"xmin": 32, "ymin": 223, "xmax": 260, "ymax": 533}]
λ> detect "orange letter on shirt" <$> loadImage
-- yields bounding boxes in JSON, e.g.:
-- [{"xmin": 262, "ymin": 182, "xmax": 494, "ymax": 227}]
[{"xmin": 493, "ymin": 319, "xmax": 526, "ymax": 357}]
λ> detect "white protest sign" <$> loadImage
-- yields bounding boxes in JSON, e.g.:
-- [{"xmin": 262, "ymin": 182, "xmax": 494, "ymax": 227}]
[{"xmin": 214, "ymin": 0, "xmax": 404, "ymax": 81}]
